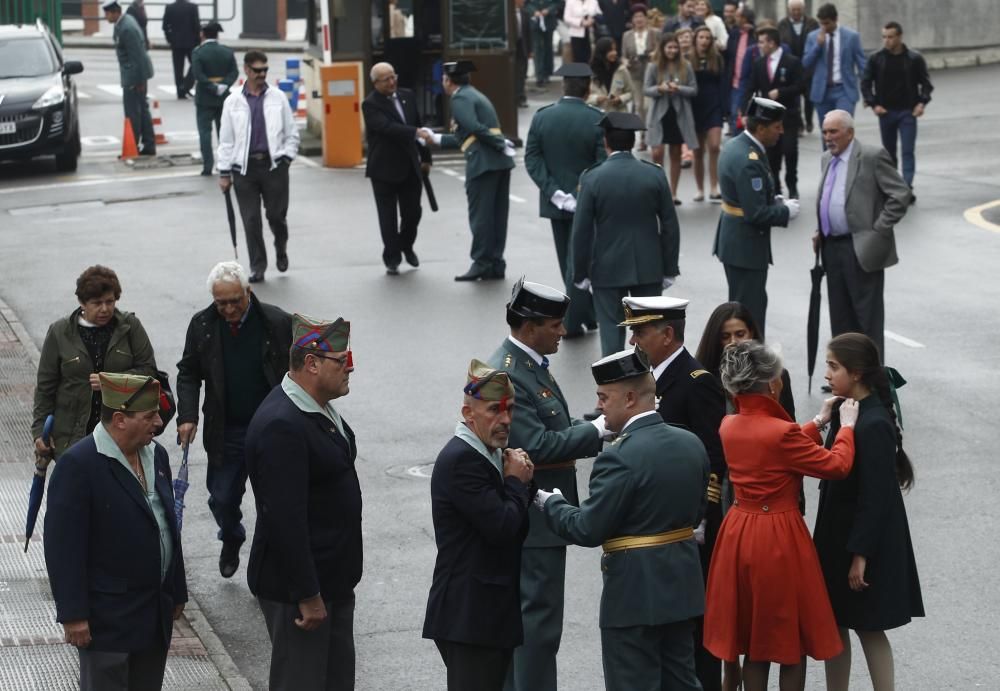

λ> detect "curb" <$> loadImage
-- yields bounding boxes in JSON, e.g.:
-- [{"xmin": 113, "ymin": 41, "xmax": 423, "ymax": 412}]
[{"xmin": 0, "ymin": 293, "xmax": 254, "ymax": 691}]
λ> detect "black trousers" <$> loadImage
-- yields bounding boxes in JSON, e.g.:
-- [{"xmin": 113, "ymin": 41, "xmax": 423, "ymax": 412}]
[
  {"xmin": 515, "ymin": 52, "xmax": 528, "ymax": 104},
  {"xmin": 233, "ymin": 158, "xmax": 290, "ymax": 276},
  {"xmin": 724, "ymin": 263, "xmax": 768, "ymax": 339},
  {"xmin": 78, "ymin": 645, "xmax": 168, "ymax": 690},
  {"xmin": 436, "ymin": 640, "xmax": 512, "ymax": 691},
  {"xmin": 171, "ymin": 47, "xmax": 194, "ymax": 95},
  {"xmin": 371, "ymin": 167, "xmax": 422, "ymax": 267},
  {"xmin": 766, "ymin": 117, "xmax": 800, "ymax": 197},
  {"xmin": 823, "ymin": 235, "xmax": 885, "ymax": 359}
]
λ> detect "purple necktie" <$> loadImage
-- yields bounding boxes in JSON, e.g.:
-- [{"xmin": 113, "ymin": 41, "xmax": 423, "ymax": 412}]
[{"xmin": 820, "ymin": 156, "xmax": 841, "ymax": 236}]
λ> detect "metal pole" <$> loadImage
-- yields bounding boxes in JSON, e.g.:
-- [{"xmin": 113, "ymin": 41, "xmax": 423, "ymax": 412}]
[{"xmin": 319, "ymin": 0, "xmax": 331, "ymax": 64}]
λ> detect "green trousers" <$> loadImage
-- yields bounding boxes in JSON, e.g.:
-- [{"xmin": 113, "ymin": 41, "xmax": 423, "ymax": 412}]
[
  {"xmin": 551, "ymin": 219, "xmax": 595, "ymax": 333},
  {"xmin": 601, "ymin": 620, "xmax": 701, "ymax": 691},
  {"xmin": 467, "ymin": 169, "xmax": 511, "ymax": 274},
  {"xmin": 593, "ymin": 283, "xmax": 662, "ymax": 357},
  {"xmin": 196, "ymin": 103, "xmax": 223, "ymax": 174},
  {"xmin": 723, "ymin": 264, "xmax": 768, "ymax": 339},
  {"xmin": 504, "ymin": 546, "xmax": 566, "ymax": 691}
]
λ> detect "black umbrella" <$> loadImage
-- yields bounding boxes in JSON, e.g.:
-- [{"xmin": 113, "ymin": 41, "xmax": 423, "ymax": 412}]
[
  {"xmin": 224, "ymin": 186, "xmax": 238, "ymax": 259},
  {"xmin": 422, "ymin": 170, "xmax": 438, "ymax": 212},
  {"xmin": 807, "ymin": 249, "xmax": 825, "ymax": 394},
  {"xmin": 173, "ymin": 442, "xmax": 190, "ymax": 532},
  {"xmin": 24, "ymin": 414, "xmax": 54, "ymax": 552}
]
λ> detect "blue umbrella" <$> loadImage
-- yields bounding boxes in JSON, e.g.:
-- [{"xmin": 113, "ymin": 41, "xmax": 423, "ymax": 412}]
[
  {"xmin": 173, "ymin": 442, "xmax": 190, "ymax": 532},
  {"xmin": 24, "ymin": 414, "xmax": 54, "ymax": 552}
]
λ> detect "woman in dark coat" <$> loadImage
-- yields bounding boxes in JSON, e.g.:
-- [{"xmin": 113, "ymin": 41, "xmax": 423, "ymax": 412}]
[{"xmin": 814, "ymin": 333, "xmax": 924, "ymax": 690}]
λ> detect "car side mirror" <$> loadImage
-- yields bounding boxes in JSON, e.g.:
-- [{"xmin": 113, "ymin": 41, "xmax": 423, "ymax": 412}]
[{"xmin": 63, "ymin": 61, "xmax": 84, "ymax": 76}]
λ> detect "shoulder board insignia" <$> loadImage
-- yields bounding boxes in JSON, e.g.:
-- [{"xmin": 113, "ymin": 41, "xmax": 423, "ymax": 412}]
[
  {"xmin": 611, "ymin": 432, "xmax": 629, "ymax": 446},
  {"xmin": 748, "ymin": 151, "xmax": 759, "ymax": 160},
  {"xmin": 586, "ymin": 103, "xmax": 604, "ymax": 113},
  {"xmin": 691, "ymin": 369, "xmax": 709, "ymax": 378},
  {"xmin": 640, "ymin": 159, "xmax": 663, "ymax": 168},
  {"xmin": 503, "ymin": 353, "xmax": 513, "ymax": 369}
]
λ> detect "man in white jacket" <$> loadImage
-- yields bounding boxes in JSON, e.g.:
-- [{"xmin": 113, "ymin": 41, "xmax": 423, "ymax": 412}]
[{"xmin": 218, "ymin": 50, "xmax": 300, "ymax": 283}]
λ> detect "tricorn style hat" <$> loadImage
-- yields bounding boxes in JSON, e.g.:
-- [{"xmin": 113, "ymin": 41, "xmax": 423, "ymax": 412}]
[
  {"xmin": 553, "ymin": 62, "xmax": 593, "ymax": 79},
  {"xmin": 619, "ymin": 296, "xmax": 690, "ymax": 326},
  {"xmin": 745, "ymin": 96, "xmax": 786, "ymax": 123},
  {"xmin": 599, "ymin": 111, "xmax": 647, "ymax": 131},
  {"xmin": 101, "ymin": 0, "xmax": 121, "ymax": 10},
  {"xmin": 99, "ymin": 372, "xmax": 160, "ymax": 413},
  {"xmin": 591, "ymin": 348, "xmax": 651, "ymax": 385},
  {"xmin": 507, "ymin": 277, "xmax": 570, "ymax": 320},
  {"xmin": 292, "ymin": 314, "xmax": 350, "ymax": 353},
  {"xmin": 202, "ymin": 20, "xmax": 223, "ymax": 32},
  {"xmin": 464, "ymin": 359, "xmax": 516, "ymax": 406},
  {"xmin": 443, "ymin": 60, "xmax": 477, "ymax": 77}
]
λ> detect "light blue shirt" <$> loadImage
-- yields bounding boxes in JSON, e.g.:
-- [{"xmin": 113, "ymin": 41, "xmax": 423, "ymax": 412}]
[
  {"xmin": 454, "ymin": 422, "xmax": 503, "ymax": 477},
  {"xmin": 825, "ymin": 139, "xmax": 854, "ymax": 237},
  {"xmin": 281, "ymin": 373, "xmax": 347, "ymax": 439},
  {"xmin": 93, "ymin": 423, "xmax": 173, "ymax": 583}
]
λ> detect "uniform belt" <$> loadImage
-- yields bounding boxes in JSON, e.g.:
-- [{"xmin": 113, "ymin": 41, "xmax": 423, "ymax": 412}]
[
  {"xmin": 461, "ymin": 128, "xmax": 503, "ymax": 153},
  {"xmin": 534, "ymin": 460, "xmax": 576, "ymax": 471},
  {"xmin": 721, "ymin": 201, "xmax": 743, "ymax": 217},
  {"xmin": 731, "ymin": 496, "xmax": 800, "ymax": 514},
  {"xmin": 602, "ymin": 527, "xmax": 694, "ymax": 554}
]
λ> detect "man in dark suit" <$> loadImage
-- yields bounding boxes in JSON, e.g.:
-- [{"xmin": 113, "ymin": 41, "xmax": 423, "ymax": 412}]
[
  {"xmin": 814, "ymin": 110, "xmax": 910, "ymax": 359},
  {"xmin": 745, "ymin": 26, "xmax": 805, "ymax": 198},
  {"xmin": 176, "ymin": 261, "xmax": 292, "ymax": 579},
  {"xmin": 777, "ymin": 0, "xmax": 819, "ymax": 131},
  {"xmin": 514, "ymin": 0, "xmax": 532, "ymax": 107},
  {"xmin": 423, "ymin": 360, "xmax": 534, "ymax": 691},
  {"xmin": 45, "ymin": 373, "xmax": 187, "ymax": 691},
  {"xmin": 622, "ymin": 296, "xmax": 726, "ymax": 691},
  {"xmin": 538, "ymin": 348, "xmax": 708, "ymax": 690},
  {"xmin": 245, "ymin": 315, "xmax": 362, "ymax": 691},
  {"xmin": 162, "ymin": 0, "xmax": 201, "ymax": 98},
  {"xmin": 362, "ymin": 61, "xmax": 433, "ymax": 275}
]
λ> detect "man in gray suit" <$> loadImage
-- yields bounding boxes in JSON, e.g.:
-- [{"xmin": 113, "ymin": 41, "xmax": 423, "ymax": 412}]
[
  {"xmin": 104, "ymin": 0, "xmax": 156, "ymax": 155},
  {"xmin": 815, "ymin": 109, "xmax": 910, "ymax": 359}
]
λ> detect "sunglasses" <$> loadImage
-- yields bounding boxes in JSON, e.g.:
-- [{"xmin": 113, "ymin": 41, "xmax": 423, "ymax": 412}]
[
  {"xmin": 310, "ymin": 350, "xmax": 354, "ymax": 368},
  {"xmin": 249, "ymin": 66, "xmax": 269, "ymax": 74}
]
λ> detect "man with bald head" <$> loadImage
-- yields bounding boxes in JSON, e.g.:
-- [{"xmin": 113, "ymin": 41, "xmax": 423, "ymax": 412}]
[
  {"xmin": 815, "ymin": 110, "xmax": 910, "ymax": 359},
  {"xmin": 777, "ymin": 0, "xmax": 819, "ymax": 131},
  {"xmin": 362, "ymin": 62, "xmax": 433, "ymax": 275}
]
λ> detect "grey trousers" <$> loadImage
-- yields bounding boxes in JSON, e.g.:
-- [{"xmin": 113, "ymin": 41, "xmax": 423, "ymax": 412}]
[
  {"xmin": 504, "ymin": 546, "xmax": 566, "ymax": 691},
  {"xmin": 823, "ymin": 235, "xmax": 885, "ymax": 359},
  {"xmin": 723, "ymin": 263, "xmax": 769, "ymax": 340},
  {"xmin": 601, "ymin": 620, "xmax": 702, "ymax": 691},
  {"xmin": 259, "ymin": 594, "xmax": 356, "ymax": 691},
  {"xmin": 78, "ymin": 646, "xmax": 168, "ymax": 691},
  {"xmin": 122, "ymin": 85, "xmax": 155, "ymax": 154},
  {"xmin": 233, "ymin": 158, "xmax": 290, "ymax": 276}
]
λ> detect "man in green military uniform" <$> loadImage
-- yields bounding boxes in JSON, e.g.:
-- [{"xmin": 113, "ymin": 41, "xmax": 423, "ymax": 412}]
[
  {"xmin": 712, "ymin": 97, "xmax": 801, "ymax": 338},
  {"xmin": 423, "ymin": 61, "xmax": 516, "ymax": 282},
  {"xmin": 191, "ymin": 21, "xmax": 238, "ymax": 175},
  {"xmin": 525, "ymin": 63, "xmax": 606, "ymax": 337},
  {"xmin": 571, "ymin": 112, "xmax": 681, "ymax": 358},
  {"xmin": 489, "ymin": 279, "xmax": 608, "ymax": 691},
  {"xmin": 537, "ymin": 348, "xmax": 708, "ymax": 690},
  {"xmin": 527, "ymin": 0, "xmax": 559, "ymax": 85},
  {"xmin": 103, "ymin": 0, "xmax": 156, "ymax": 155}
]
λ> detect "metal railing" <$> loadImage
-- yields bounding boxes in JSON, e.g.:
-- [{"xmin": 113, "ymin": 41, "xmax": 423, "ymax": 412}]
[{"xmin": 0, "ymin": 0, "xmax": 62, "ymax": 41}]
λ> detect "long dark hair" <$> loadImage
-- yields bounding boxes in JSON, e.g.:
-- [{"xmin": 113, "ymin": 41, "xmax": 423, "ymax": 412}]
[
  {"xmin": 695, "ymin": 302, "xmax": 760, "ymax": 376},
  {"xmin": 655, "ymin": 32, "xmax": 690, "ymax": 82},
  {"xmin": 591, "ymin": 37, "xmax": 618, "ymax": 93},
  {"xmin": 827, "ymin": 333, "xmax": 914, "ymax": 490}
]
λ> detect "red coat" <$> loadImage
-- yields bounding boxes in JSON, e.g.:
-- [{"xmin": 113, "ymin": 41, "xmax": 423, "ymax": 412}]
[{"xmin": 704, "ymin": 394, "xmax": 855, "ymax": 664}]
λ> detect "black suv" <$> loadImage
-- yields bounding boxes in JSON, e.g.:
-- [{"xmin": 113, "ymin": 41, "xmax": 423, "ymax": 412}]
[{"xmin": 0, "ymin": 20, "xmax": 83, "ymax": 171}]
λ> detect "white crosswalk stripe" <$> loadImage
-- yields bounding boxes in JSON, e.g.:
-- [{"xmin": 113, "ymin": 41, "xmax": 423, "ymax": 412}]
[
  {"xmin": 77, "ymin": 91, "xmax": 91, "ymax": 99},
  {"xmin": 97, "ymin": 84, "xmax": 122, "ymax": 96},
  {"xmin": 157, "ymin": 85, "xmax": 176, "ymax": 95}
]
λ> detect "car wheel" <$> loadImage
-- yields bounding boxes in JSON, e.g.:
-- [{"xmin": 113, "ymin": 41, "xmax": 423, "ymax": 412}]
[{"xmin": 55, "ymin": 128, "xmax": 80, "ymax": 172}]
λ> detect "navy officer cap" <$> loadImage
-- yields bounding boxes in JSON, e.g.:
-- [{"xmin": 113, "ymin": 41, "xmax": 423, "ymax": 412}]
[
  {"xmin": 619, "ymin": 296, "xmax": 689, "ymax": 326},
  {"xmin": 507, "ymin": 277, "xmax": 570, "ymax": 320},
  {"xmin": 599, "ymin": 111, "xmax": 646, "ymax": 131},
  {"xmin": 553, "ymin": 63, "xmax": 593, "ymax": 78},
  {"xmin": 745, "ymin": 97, "xmax": 786, "ymax": 122},
  {"xmin": 443, "ymin": 61, "xmax": 477, "ymax": 76},
  {"xmin": 591, "ymin": 348, "xmax": 651, "ymax": 385}
]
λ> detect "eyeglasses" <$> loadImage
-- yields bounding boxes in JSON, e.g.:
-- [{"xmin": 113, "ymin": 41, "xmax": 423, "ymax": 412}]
[
  {"xmin": 309, "ymin": 351, "xmax": 353, "ymax": 367},
  {"xmin": 249, "ymin": 66, "xmax": 269, "ymax": 74}
]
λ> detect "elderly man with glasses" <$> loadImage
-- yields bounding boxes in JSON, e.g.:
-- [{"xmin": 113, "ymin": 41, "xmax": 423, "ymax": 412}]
[{"xmin": 176, "ymin": 261, "xmax": 292, "ymax": 579}]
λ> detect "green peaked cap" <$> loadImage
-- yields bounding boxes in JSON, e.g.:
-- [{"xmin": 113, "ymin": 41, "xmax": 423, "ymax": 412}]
[
  {"xmin": 292, "ymin": 313, "xmax": 350, "ymax": 352},
  {"xmin": 99, "ymin": 372, "xmax": 160, "ymax": 412}
]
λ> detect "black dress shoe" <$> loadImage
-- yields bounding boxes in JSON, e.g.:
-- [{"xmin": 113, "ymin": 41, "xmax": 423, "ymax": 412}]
[
  {"xmin": 584, "ymin": 321, "xmax": 598, "ymax": 331},
  {"xmin": 582, "ymin": 408, "xmax": 602, "ymax": 421},
  {"xmin": 276, "ymin": 252, "xmax": 289, "ymax": 272},
  {"xmin": 455, "ymin": 267, "xmax": 488, "ymax": 282},
  {"xmin": 386, "ymin": 263, "xmax": 400, "ymax": 276},
  {"xmin": 219, "ymin": 542, "xmax": 241, "ymax": 578},
  {"xmin": 200, "ymin": 169, "xmax": 213, "ymax": 176},
  {"xmin": 484, "ymin": 269, "xmax": 505, "ymax": 281},
  {"xmin": 404, "ymin": 249, "xmax": 419, "ymax": 267},
  {"xmin": 248, "ymin": 273, "xmax": 265, "ymax": 284}
]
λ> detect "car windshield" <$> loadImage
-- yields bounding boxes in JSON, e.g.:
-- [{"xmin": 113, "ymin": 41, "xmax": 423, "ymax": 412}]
[{"xmin": 0, "ymin": 37, "xmax": 58, "ymax": 79}]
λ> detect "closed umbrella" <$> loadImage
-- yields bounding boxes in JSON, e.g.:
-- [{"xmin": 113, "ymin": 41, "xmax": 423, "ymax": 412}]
[
  {"xmin": 807, "ymin": 249, "xmax": 825, "ymax": 393},
  {"xmin": 24, "ymin": 414, "xmax": 54, "ymax": 552},
  {"xmin": 224, "ymin": 187, "xmax": 238, "ymax": 259},
  {"xmin": 173, "ymin": 442, "xmax": 190, "ymax": 532}
]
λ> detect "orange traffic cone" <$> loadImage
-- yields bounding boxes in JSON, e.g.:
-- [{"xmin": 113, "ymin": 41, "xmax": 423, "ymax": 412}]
[
  {"xmin": 296, "ymin": 82, "xmax": 307, "ymax": 119},
  {"xmin": 120, "ymin": 117, "xmax": 139, "ymax": 159},
  {"xmin": 151, "ymin": 98, "xmax": 169, "ymax": 145}
]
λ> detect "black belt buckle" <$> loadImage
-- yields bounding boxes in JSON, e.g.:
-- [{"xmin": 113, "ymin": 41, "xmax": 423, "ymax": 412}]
[{"xmin": 249, "ymin": 152, "xmax": 270, "ymax": 162}]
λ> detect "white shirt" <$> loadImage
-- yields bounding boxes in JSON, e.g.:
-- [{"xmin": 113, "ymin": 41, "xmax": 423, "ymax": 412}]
[
  {"xmin": 767, "ymin": 48, "xmax": 783, "ymax": 81},
  {"xmin": 507, "ymin": 336, "xmax": 544, "ymax": 367},
  {"xmin": 829, "ymin": 27, "xmax": 842, "ymax": 84},
  {"xmin": 744, "ymin": 130, "xmax": 766, "ymax": 154},
  {"xmin": 635, "ymin": 29, "xmax": 648, "ymax": 55},
  {"xmin": 564, "ymin": 0, "xmax": 601, "ymax": 38},
  {"xmin": 621, "ymin": 409, "xmax": 660, "ymax": 433},
  {"xmin": 651, "ymin": 346, "xmax": 686, "ymax": 381},
  {"xmin": 791, "ymin": 19, "xmax": 804, "ymax": 36},
  {"xmin": 824, "ymin": 138, "xmax": 854, "ymax": 236}
]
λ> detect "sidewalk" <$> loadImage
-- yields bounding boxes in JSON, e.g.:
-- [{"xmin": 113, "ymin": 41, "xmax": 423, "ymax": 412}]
[{"xmin": 0, "ymin": 298, "xmax": 250, "ymax": 690}]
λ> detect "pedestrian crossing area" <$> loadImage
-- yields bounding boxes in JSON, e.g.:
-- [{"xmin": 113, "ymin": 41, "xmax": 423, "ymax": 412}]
[{"xmin": 77, "ymin": 83, "xmax": 191, "ymax": 99}]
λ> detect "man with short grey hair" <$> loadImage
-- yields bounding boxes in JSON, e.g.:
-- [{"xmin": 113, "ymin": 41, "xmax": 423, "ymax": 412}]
[
  {"xmin": 778, "ymin": 0, "xmax": 819, "ymax": 132},
  {"xmin": 176, "ymin": 261, "xmax": 292, "ymax": 578}
]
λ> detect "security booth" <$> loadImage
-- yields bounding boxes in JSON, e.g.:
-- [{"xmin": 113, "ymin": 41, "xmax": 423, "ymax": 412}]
[{"xmin": 302, "ymin": 0, "xmax": 518, "ymax": 166}]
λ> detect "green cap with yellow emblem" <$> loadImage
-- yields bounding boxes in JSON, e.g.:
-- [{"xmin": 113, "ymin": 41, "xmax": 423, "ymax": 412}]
[
  {"xmin": 292, "ymin": 314, "xmax": 350, "ymax": 352},
  {"xmin": 464, "ymin": 359, "xmax": 516, "ymax": 410},
  {"xmin": 99, "ymin": 372, "xmax": 160, "ymax": 412}
]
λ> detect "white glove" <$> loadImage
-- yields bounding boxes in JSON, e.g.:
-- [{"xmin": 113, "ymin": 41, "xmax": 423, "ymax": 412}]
[
  {"xmin": 589, "ymin": 414, "xmax": 614, "ymax": 440},
  {"xmin": 533, "ymin": 487, "xmax": 564, "ymax": 510},
  {"xmin": 215, "ymin": 83, "xmax": 229, "ymax": 96},
  {"xmin": 562, "ymin": 195, "xmax": 577, "ymax": 213},
  {"xmin": 662, "ymin": 275, "xmax": 676, "ymax": 290},
  {"xmin": 550, "ymin": 191, "xmax": 578, "ymax": 213},
  {"xmin": 420, "ymin": 127, "xmax": 442, "ymax": 146},
  {"xmin": 573, "ymin": 278, "xmax": 592, "ymax": 293},
  {"xmin": 783, "ymin": 197, "xmax": 800, "ymax": 220},
  {"xmin": 693, "ymin": 519, "xmax": 707, "ymax": 545},
  {"xmin": 503, "ymin": 142, "xmax": 517, "ymax": 157}
]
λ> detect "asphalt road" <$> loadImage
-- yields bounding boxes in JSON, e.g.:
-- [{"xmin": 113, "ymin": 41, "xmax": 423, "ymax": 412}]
[{"xmin": 0, "ymin": 56, "xmax": 998, "ymax": 689}]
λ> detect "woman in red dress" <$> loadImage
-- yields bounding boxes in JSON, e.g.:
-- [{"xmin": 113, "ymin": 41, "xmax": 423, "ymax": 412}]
[{"xmin": 704, "ymin": 340, "xmax": 859, "ymax": 691}]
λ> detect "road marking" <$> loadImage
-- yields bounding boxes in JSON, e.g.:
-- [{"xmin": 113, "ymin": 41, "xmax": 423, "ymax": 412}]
[
  {"xmin": 157, "ymin": 85, "xmax": 176, "ymax": 95},
  {"xmin": 81, "ymin": 135, "xmax": 120, "ymax": 147},
  {"xmin": 884, "ymin": 330, "xmax": 925, "ymax": 349},
  {"xmin": 77, "ymin": 91, "xmax": 91, "ymax": 99},
  {"xmin": 97, "ymin": 84, "xmax": 122, "ymax": 96},
  {"xmin": 0, "ymin": 170, "xmax": 201, "ymax": 196},
  {"xmin": 963, "ymin": 199, "xmax": 1000, "ymax": 234},
  {"xmin": 296, "ymin": 156, "xmax": 323, "ymax": 169},
  {"xmin": 440, "ymin": 168, "xmax": 460, "ymax": 177},
  {"xmin": 509, "ymin": 194, "xmax": 526, "ymax": 203}
]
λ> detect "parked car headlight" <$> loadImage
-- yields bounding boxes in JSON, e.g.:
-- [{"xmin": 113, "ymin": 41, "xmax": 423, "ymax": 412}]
[{"xmin": 32, "ymin": 85, "xmax": 65, "ymax": 110}]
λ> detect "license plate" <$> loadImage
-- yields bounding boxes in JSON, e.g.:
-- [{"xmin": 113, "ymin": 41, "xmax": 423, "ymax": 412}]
[{"xmin": 0, "ymin": 122, "xmax": 16, "ymax": 135}]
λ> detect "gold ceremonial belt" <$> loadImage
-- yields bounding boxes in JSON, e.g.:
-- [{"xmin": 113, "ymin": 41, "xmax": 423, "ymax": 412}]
[
  {"xmin": 721, "ymin": 202, "xmax": 744, "ymax": 217},
  {"xmin": 535, "ymin": 460, "xmax": 577, "ymax": 471},
  {"xmin": 461, "ymin": 128, "xmax": 503, "ymax": 153},
  {"xmin": 602, "ymin": 527, "xmax": 694, "ymax": 554}
]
